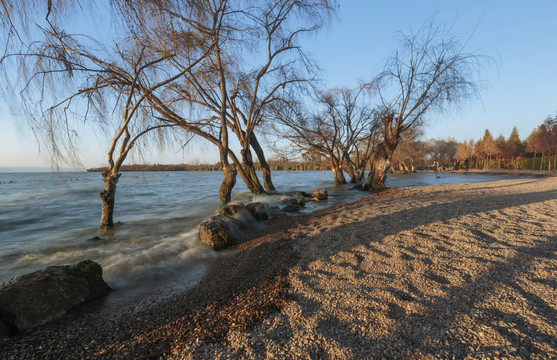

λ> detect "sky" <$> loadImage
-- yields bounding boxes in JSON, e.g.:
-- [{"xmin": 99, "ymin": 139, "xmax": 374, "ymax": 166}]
[{"xmin": 1, "ymin": 0, "xmax": 556, "ymax": 169}]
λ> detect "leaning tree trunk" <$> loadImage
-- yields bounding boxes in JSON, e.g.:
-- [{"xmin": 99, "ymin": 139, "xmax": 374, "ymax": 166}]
[
  {"xmin": 352, "ymin": 164, "xmax": 366, "ymax": 183},
  {"xmin": 401, "ymin": 161, "xmax": 410, "ymax": 174},
  {"xmin": 219, "ymin": 165, "xmax": 237, "ymax": 205},
  {"xmin": 219, "ymin": 146, "xmax": 237, "ymax": 205},
  {"xmin": 330, "ymin": 156, "xmax": 347, "ymax": 184},
  {"xmin": 365, "ymin": 140, "xmax": 397, "ymax": 190},
  {"xmin": 250, "ymin": 133, "xmax": 276, "ymax": 192},
  {"xmin": 99, "ymin": 170, "xmax": 121, "ymax": 230},
  {"xmin": 345, "ymin": 161, "xmax": 358, "ymax": 183},
  {"xmin": 240, "ymin": 147, "xmax": 265, "ymax": 195}
]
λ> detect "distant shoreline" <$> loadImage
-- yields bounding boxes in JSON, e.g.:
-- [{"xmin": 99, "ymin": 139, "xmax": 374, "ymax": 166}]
[
  {"xmin": 86, "ymin": 162, "xmax": 331, "ymax": 172},
  {"xmin": 0, "ymin": 167, "xmax": 86, "ymax": 173}
]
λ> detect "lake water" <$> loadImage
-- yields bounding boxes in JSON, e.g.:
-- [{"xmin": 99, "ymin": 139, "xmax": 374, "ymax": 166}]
[{"xmin": 0, "ymin": 170, "xmax": 532, "ymax": 298}]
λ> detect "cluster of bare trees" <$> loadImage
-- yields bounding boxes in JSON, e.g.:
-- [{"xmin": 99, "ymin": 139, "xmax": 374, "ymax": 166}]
[
  {"xmin": 272, "ymin": 23, "xmax": 486, "ymax": 189},
  {"xmin": 268, "ymin": 84, "xmax": 378, "ymax": 184},
  {"xmin": 1, "ymin": 1, "xmax": 487, "ymax": 229},
  {"xmin": 1, "ymin": 0, "xmax": 336, "ymax": 228},
  {"xmin": 389, "ymin": 127, "xmax": 426, "ymax": 173}
]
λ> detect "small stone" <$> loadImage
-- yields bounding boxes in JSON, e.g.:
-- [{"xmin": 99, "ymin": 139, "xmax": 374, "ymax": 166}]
[{"xmin": 312, "ymin": 189, "xmax": 328, "ymax": 200}]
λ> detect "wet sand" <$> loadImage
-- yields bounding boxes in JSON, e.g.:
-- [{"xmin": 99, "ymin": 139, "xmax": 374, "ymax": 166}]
[{"xmin": 1, "ymin": 176, "xmax": 556, "ymax": 359}]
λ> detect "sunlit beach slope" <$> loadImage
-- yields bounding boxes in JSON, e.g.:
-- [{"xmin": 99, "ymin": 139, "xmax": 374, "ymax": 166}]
[{"xmin": 1, "ymin": 176, "xmax": 556, "ymax": 359}]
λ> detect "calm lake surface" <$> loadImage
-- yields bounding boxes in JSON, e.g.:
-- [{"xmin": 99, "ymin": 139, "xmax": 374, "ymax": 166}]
[{"xmin": 0, "ymin": 170, "xmax": 533, "ymax": 295}]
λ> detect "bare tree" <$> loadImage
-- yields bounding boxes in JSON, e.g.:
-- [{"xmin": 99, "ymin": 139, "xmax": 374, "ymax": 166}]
[
  {"xmin": 390, "ymin": 126, "xmax": 424, "ymax": 173},
  {"xmin": 455, "ymin": 139, "xmax": 474, "ymax": 166},
  {"xmin": 1, "ymin": 1, "xmax": 210, "ymax": 228},
  {"xmin": 424, "ymin": 138, "xmax": 458, "ymax": 169},
  {"xmin": 363, "ymin": 22, "xmax": 488, "ymax": 190},
  {"xmin": 120, "ymin": 0, "xmax": 336, "ymax": 201},
  {"xmin": 223, "ymin": 0, "xmax": 336, "ymax": 193},
  {"xmin": 269, "ymin": 85, "xmax": 377, "ymax": 184}
]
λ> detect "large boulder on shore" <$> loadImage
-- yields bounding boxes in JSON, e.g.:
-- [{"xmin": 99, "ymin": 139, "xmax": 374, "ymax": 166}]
[
  {"xmin": 199, "ymin": 215, "xmax": 241, "ymax": 250},
  {"xmin": 0, "ymin": 260, "xmax": 111, "ymax": 336}
]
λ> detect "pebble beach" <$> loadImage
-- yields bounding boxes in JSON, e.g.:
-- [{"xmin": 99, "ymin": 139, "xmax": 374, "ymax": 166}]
[{"xmin": 1, "ymin": 176, "xmax": 556, "ymax": 359}]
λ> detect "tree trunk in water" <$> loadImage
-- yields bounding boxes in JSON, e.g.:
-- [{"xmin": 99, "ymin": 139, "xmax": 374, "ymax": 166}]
[
  {"xmin": 240, "ymin": 148, "xmax": 265, "ymax": 195},
  {"xmin": 99, "ymin": 170, "xmax": 121, "ymax": 229},
  {"xmin": 330, "ymin": 157, "xmax": 347, "ymax": 184},
  {"xmin": 346, "ymin": 162, "xmax": 357, "ymax": 183},
  {"xmin": 219, "ymin": 164, "xmax": 237, "ymax": 205},
  {"xmin": 250, "ymin": 133, "xmax": 276, "ymax": 192},
  {"xmin": 332, "ymin": 167, "xmax": 347, "ymax": 184},
  {"xmin": 366, "ymin": 155, "xmax": 390, "ymax": 190},
  {"xmin": 365, "ymin": 140, "xmax": 396, "ymax": 190},
  {"xmin": 357, "ymin": 168, "xmax": 366, "ymax": 182},
  {"xmin": 227, "ymin": 151, "xmax": 259, "ymax": 197},
  {"xmin": 401, "ymin": 161, "xmax": 410, "ymax": 174}
]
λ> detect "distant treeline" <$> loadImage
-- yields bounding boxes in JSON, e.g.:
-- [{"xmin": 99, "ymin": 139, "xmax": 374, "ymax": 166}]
[{"xmin": 87, "ymin": 160, "xmax": 331, "ymax": 173}]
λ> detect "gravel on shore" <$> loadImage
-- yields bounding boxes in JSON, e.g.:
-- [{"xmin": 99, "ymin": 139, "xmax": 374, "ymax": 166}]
[{"xmin": 1, "ymin": 176, "xmax": 556, "ymax": 359}]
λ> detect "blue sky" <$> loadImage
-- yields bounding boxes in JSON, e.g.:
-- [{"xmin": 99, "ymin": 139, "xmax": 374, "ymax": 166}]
[{"xmin": 1, "ymin": 0, "xmax": 556, "ymax": 168}]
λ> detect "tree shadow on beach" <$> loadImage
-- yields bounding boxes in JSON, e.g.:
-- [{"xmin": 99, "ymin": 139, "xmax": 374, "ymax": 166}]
[
  {"xmin": 158, "ymin": 181, "xmax": 556, "ymax": 358},
  {"xmin": 262, "ymin": 183, "xmax": 557, "ymax": 358}
]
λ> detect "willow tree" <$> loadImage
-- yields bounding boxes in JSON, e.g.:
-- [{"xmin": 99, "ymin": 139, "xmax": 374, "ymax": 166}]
[
  {"xmin": 224, "ymin": 0, "xmax": 336, "ymax": 193},
  {"xmin": 120, "ymin": 0, "xmax": 336, "ymax": 201},
  {"xmin": 364, "ymin": 22, "xmax": 488, "ymax": 190},
  {"xmin": 0, "ymin": 1, "xmax": 209, "ymax": 228}
]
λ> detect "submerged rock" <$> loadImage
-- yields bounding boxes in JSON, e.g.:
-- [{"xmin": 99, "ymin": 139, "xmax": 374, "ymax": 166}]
[
  {"xmin": 218, "ymin": 203, "xmax": 253, "ymax": 227},
  {"xmin": 312, "ymin": 189, "xmax": 328, "ymax": 200},
  {"xmin": 282, "ymin": 198, "xmax": 301, "ymax": 212},
  {"xmin": 199, "ymin": 215, "xmax": 241, "ymax": 250},
  {"xmin": 219, "ymin": 203, "xmax": 246, "ymax": 216},
  {"xmin": 0, "ymin": 260, "xmax": 111, "ymax": 336},
  {"xmin": 245, "ymin": 202, "xmax": 269, "ymax": 221}
]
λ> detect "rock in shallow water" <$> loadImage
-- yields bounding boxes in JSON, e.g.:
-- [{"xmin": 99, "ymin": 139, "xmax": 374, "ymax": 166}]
[
  {"xmin": 199, "ymin": 215, "xmax": 241, "ymax": 250},
  {"xmin": 312, "ymin": 189, "xmax": 328, "ymax": 200},
  {"xmin": 245, "ymin": 202, "xmax": 269, "ymax": 220},
  {"xmin": 0, "ymin": 259, "xmax": 111, "ymax": 336},
  {"xmin": 282, "ymin": 198, "xmax": 301, "ymax": 212},
  {"xmin": 218, "ymin": 203, "xmax": 253, "ymax": 227}
]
